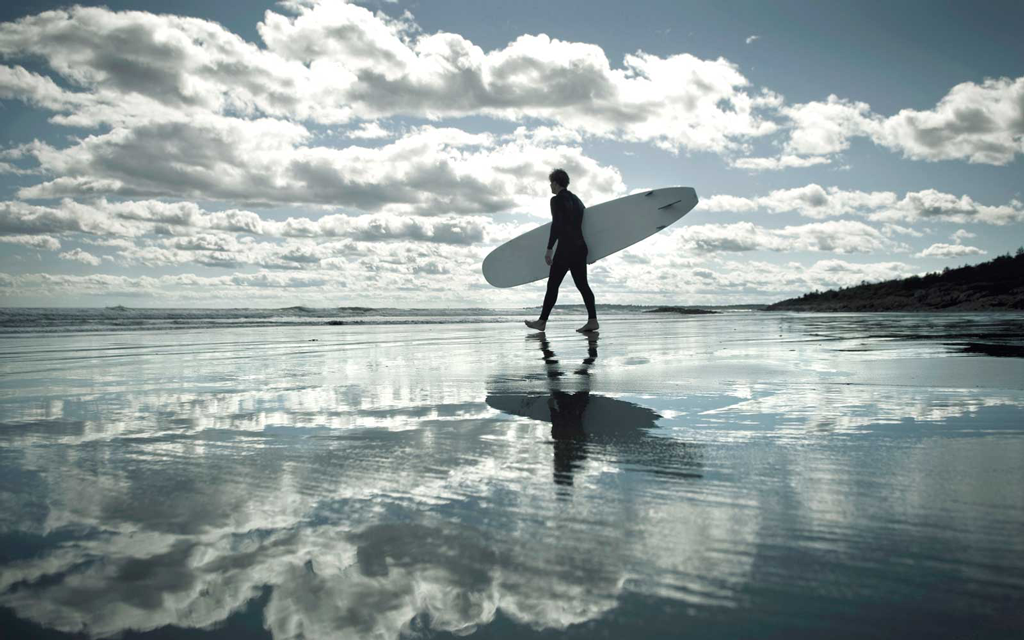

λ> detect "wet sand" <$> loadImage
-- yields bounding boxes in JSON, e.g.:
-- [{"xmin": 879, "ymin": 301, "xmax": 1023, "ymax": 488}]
[{"xmin": 1, "ymin": 312, "xmax": 1023, "ymax": 639}]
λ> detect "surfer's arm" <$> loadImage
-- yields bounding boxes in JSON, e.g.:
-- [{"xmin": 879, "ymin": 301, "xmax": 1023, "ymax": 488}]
[{"xmin": 547, "ymin": 196, "xmax": 563, "ymax": 250}]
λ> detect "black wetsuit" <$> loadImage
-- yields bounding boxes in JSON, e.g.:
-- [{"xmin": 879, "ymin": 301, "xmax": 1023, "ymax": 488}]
[{"xmin": 540, "ymin": 189, "xmax": 597, "ymax": 321}]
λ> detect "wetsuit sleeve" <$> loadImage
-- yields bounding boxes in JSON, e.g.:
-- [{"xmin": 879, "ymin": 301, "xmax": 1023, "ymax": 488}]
[{"xmin": 547, "ymin": 196, "xmax": 562, "ymax": 250}]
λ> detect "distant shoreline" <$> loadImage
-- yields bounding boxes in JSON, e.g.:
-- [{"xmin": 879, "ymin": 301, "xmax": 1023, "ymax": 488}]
[
  {"xmin": 644, "ymin": 307, "xmax": 719, "ymax": 315},
  {"xmin": 766, "ymin": 251, "xmax": 1024, "ymax": 313}
]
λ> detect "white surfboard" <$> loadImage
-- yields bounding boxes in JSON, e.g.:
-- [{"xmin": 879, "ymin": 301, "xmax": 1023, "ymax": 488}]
[{"xmin": 482, "ymin": 187, "xmax": 698, "ymax": 288}]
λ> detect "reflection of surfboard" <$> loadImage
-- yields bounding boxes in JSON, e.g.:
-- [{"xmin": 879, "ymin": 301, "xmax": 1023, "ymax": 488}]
[
  {"xmin": 485, "ymin": 393, "xmax": 660, "ymax": 439},
  {"xmin": 482, "ymin": 187, "xmax": 698, "ymax": 288}
]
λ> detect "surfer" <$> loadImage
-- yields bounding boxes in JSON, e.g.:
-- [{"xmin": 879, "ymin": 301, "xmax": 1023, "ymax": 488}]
[{"xmin": 525, "ymin": 169, "xmax": 599, "ymax": 333}]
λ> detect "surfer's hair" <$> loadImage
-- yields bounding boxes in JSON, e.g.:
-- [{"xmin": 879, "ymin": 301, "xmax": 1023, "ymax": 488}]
[{"xmin": 549, "ymin": 169, "xmax": 570, "ymax": 188}]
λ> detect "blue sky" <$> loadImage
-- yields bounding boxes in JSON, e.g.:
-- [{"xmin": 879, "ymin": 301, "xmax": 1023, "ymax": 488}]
[{"xmin": 1, "ymin": 0, "xmax": 1021, "ymax": 307}]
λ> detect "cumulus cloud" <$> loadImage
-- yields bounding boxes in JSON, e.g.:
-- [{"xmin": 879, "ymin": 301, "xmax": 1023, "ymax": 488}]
[
  {"xmin": 0, "ymin": 197, "xmax": 498, "ymax": 245},
  {"xmin": 745, "ymin": 35, "xmax": 760, "ymax": 44},
  {"xmin": 745, "ymin": 77, "xmax": 1024, "ymax": 167},
  {"xmin": 592, "ymin": 244, "xmax": 919, "ymax": 303},
  {"xmin": 870, "ymin": 190, "xmax": 1024, "ymax": 225},
  {"xmin": 0, "ymin": 7, "xmax": 324, "ymax": 126},
  {"xmin": 876, "ymin": 76, "xmax": 1024, "ymax": 164},
  {"xmin": 702, "ymin": 184, "xmax": 1023, "ymax": 225},
  {"xmin": 0, "ymin": 2, "xmax": 780, "ymax": 159},
  {"xmin": 0, "ymin": 64, "xmax": 84, "ymax": 112},
  {"xmin": 0, "ymin": 142, "xmax": 47, "ymax": 176},
  {"xmin": 0, "ymin": 1, "xmax": 1017, "ymax": 307},
  {"xmin": 58, "ymin": 248, "xmax": 102, "ymax": 265},
  {"xmin": 0, "ymin": 199, "xmax": 139, "ymax": 236},
  {"xmin": 792, "ymin": 258, "xmax": 917, "ymax": 289},
  {"xmin": 342, "ymin": 214, "xmax": 487, "ymax": 244},
  {"xmin": 346, "ymin": 121, "xmax": 393, "ymax": 139},
  {"xmin": 678, "ymin": 220, "xmax": 903, "ymax": 255},
  {"xmin": 731, "ymin": 155, "xmax": 831, "ymax": 171},
  {"xmin": 15, "ymin": 121, "xmax": 623, "ymax": 214},
  {"xmin": 115, "ymin": 236, "xmax": 332, "ymax": 270},
  {"xmin": 0, "ymin": 234, "xmax": 61, "ymax": 250},
  {"xmin": 1, "ymin": 0, "xmax": 1016, "ymax": 234},
  {"xmin": 881, "ymin": 224, "xmax": 923, "ymax": 238},
  {"xmin": 782, "ymin": 95, "xmax": 877, "ymax": 156},
  {"xmin": 915, "ymin": 243, "xmax": 986, "ymax": 258},
  {"xmin": 702, "ymin": 184, "xmax": 898, "ymax": 219},
  {"xmin": 3, "ymin": 271, "xmax": 337, "ymax": 299}
]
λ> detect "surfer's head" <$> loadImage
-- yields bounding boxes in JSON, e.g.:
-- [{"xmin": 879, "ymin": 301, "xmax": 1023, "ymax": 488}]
[{"xmin": 549, "ymin": 168, "xmax": 569, "ymax": 194}]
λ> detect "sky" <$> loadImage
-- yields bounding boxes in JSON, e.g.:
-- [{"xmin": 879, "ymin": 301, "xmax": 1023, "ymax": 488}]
[{"xmin": 0, "ymin": 0, "xmax": 1022, "ymax": 308}]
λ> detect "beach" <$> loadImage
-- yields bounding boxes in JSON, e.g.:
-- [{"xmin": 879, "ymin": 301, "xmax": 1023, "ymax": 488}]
[{"xmin": 1, "ymin": 310, "xmax": 1023, "ymax": 639}]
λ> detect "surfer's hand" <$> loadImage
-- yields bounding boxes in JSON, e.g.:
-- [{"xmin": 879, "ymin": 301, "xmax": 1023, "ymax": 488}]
[{"xmin": 544, "ymin": 249, "xmax": 553, "ymax": 266}]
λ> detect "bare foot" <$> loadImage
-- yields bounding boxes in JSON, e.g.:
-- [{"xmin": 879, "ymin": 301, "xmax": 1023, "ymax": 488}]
[
  {"xmin": 576, "ymin": 319, "xmax": 599, "ymax": 333},
  {"xmin": 524, "ymin": 319, "xmax": 547, "ymax": 331}
]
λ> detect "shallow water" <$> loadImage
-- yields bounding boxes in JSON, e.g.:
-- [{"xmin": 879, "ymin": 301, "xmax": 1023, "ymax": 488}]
[{"xmin": 1, "ymin": 312, "xmax": 1023, "ymax": 639}]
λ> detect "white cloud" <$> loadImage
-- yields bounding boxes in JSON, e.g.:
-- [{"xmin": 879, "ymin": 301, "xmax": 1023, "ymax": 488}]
[
  {"xmin": 0, "ymin": 197, "xmax": 504, "ymax": 247},
  {"xmin": 702, "ymin": 184, "xmax": 898, "ymax": 219},
  {"xmin": 0, "ymin": 2, "xmax": 1017, "ymax": 307},
  {"xmin": 58, "ymin": 248, "xmax": 102, "ymax": 265},
  {"xmin": 731, "ymin": 155, "xmax": 831, "ymax": 171},
  {"xmin": 870, "ymin": 190, "xmax": 1024, "ymax": 225},
  {"xmin": 0, "ymin": 234, "xmax": 61, "ymax": 250},
  {"xmin": 588, "ymin": 246, "xmax": 919, "ymax": 303},
  {"xmin": 881, "ymin": 224, "xmax": 923, "ymax": 238},
  {"xmin": 0, "ymin": 3, "xmax": 780, "ymax": 159},
  {"xmin": 0, "ymin": 142, "xmax": 49, "ymax": 176},
  {"xmin": 0, "ymin": 161, "xmax": 39, "ymax": 176},
  {"xmin": 346, "ymin": 121, "xmax": 393, "ymax": 139},
  {"xmin": 755, "ymin": 77, "xmax": 1024, "ymax": 167},
  {"xmin": 0, "ymin": 64, "xmax": 84, "ymax": 112},
  {"xmin": 950, "ymin": 229, "xmax": 976, "ymax": 242},
  {"xmin": 876, "ymin": 76, "xmax": 1024, "ymax": 164},
  {"xmin": 915, "ymin": 243, "xmax": 986, "ymax": 258},
  {"xmin": 702, "ymin": 184, "xmax": 1024, "ymax": 225},
  {"xmin": 782, "ymin": 95, "xmax": 878, "ymax": 156},
  {"xmin": 0, "ymin": 199, "xmax": 139, "ymax": 236},
  {"xmin": 678, "ymin": 220, "xmax": 903, "ymax": 255},
  {"xmin": 745, "ymin": 35, "xmax": 760, "ymax": 45},
  {"xmin": 15, "ymin": 121, "xmax": 623, "ymax": 214}
]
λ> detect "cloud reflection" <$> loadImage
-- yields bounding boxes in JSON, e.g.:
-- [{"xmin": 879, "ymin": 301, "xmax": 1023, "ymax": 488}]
[
  {"xmin": 0, "ymin": 332, "xmax": 735, "ymax": 640},
  {"xmin": 6, "ymin": 317, "xmax": 1019, "ymax": 638}
]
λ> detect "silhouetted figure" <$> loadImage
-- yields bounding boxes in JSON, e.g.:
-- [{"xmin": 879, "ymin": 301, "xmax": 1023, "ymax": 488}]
[{"xmin": 525, "ymin": 168, "xmax": 598, "ymax": 333}]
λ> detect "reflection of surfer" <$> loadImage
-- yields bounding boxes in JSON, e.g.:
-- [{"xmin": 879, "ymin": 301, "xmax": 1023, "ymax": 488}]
[
  {"xmin": 530, "ymin": 331, "xmax": 599, "ymax": 379},
  {"xmin": 525, "ymin": 169, "xmax": 599, "ymax": 333},
  {"xmin": 534, "ymin": 332, "xmax": 599, "ymax": 488},
  {"xmin": 550, "ymin": 391, "xmax": 588, "ymax": 487}
]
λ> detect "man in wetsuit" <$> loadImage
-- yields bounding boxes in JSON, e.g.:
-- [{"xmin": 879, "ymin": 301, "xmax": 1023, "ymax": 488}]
[{"xmin": 525, "ymin": 169, "xmax": 599, "ymax": 333}]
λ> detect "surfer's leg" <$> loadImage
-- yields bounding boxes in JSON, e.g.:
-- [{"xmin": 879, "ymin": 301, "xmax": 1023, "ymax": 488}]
[
  {"xmin": 568, "ymin": 257, "xmax": 598, "ymax": 332},
  {"xmin": 539, "ymin": 259, "xmax": 571, "ymax": 322}
]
